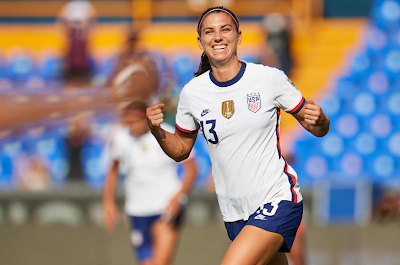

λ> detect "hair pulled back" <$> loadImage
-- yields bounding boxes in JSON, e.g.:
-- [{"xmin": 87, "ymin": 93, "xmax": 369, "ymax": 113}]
[{"xmin": 193, "ymin": 6, "xmax": 240, "ymax": 77}]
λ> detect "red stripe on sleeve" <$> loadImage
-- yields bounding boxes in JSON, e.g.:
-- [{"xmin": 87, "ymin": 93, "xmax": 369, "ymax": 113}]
[
  {"xmin": 288, "ymin": 97, "xmax": 306, "ymax": 114},
  {"xmin": 175, "ymin": 124, "xmax": 199, "ymax": 134}
]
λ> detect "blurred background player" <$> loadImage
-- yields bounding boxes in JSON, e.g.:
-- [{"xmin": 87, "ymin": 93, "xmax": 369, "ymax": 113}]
[
  {"xmin": 103, "ymin": 33, "xmax": 197, "ymax": 264},
  {"xmin": 102, "ymin": 100, "xmax": 198, "ymax": 265}
]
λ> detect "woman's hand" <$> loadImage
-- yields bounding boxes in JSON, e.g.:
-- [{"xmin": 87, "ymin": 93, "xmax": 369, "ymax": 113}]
[
  {"xmin": 303, "ymin": 99, "xmax": 327, "ymax": 127},
  {"xmin": 293, "ymin": 98, "xmax": 330, "ymax": 137},
  {"xmin": 103, "ymin": 199, "xmax": 121, "ymax": 232},
  {"xmin": 146, "ymin": 103, "xmax": 165, "ymax": 131},
  {"xmin": 161, "ymin": 193, "xmax": 187, "ymax": 223}
]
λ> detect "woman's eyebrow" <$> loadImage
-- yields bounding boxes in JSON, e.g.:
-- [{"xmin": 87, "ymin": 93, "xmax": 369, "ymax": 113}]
[
  {"xmin": 221, "ymin": 24, "xmax": 233, "ymax": 28},
  {"xmin": 202, "ymin": 26, "xmax": 213, "ymax": 32}
]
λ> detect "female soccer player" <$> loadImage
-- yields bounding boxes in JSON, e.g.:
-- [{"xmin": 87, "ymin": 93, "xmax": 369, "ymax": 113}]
[
  {"xmin": 103, "ymin": 101, "xmax": 197, "ymax": 265},
  {"xmin": 146, "ymin": 6, "xmax": 329, "ymax": 265}
]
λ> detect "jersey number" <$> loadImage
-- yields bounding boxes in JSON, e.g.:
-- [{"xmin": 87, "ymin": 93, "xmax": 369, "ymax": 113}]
[
  {"xmin": 200, "ymin": 120, "xmax": 219, "ymax": 144},
  {"xmin": 262, "ymin": 201, "xmax": 279, "ymax": 216}
]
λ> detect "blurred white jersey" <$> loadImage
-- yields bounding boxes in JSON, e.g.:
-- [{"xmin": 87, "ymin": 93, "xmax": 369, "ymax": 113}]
[
  {"xmin": 175, "ymin": 62, "xmax": 304, "ymax": 222},
  {"xmin": 109, "ymin": 124, "xmax": 182, "ymax": 216}
]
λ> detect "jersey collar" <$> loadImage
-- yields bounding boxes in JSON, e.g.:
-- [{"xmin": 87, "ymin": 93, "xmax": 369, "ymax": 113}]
[{"xmin": 209, "ymin": 61, "xmax": 246, "ymax": 87}]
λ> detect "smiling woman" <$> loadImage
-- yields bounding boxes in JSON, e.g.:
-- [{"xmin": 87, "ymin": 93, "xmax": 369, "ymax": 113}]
[
  {"xmin": 194, "ymin": 7, "xmax": 242, "ymax": 79},
  {"xmin": 146, "ymin": 6, "xmax": 330, "ymax": 265}
]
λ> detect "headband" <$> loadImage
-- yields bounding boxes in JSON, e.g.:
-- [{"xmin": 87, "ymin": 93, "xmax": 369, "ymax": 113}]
[{"xmin": 198, "ymin": 8, "xmax": 239, "ymax": 34}]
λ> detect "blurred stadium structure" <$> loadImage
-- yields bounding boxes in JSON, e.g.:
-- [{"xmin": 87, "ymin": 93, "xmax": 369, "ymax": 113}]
[{"xmin": 1, "ymin": 0, "xmax": 400, "ymax": 264}]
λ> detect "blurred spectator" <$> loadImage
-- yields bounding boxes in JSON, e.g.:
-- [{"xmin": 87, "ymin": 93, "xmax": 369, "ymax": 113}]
[
  {"xmin": 16, "ymin": 154, "xmax": 51, "ymax": 190},
  {"xmin": 66, "ymin": 114, "xmax": 90, "ymax": 182},
  {"xmin": 373, "ymin": 191, "xmax": 398, "ymax": 223},
  {"xmin": 261, "ymin": 14, "xmax": 293, "ymax": 76},
  {"xmin": 59, "ymin": 0, "xmax": 97, "ymax": 88}
]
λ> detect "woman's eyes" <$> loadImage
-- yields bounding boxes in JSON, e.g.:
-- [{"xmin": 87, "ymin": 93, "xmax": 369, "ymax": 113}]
[{"xmin": 204, "ymin": 28, "xmax": 231, "ymax": 34}]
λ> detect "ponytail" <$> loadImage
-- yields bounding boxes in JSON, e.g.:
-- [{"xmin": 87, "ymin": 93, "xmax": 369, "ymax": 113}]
[{"xmin": 194, "ymin": 52, "xmax": 211, "ymax": 77}]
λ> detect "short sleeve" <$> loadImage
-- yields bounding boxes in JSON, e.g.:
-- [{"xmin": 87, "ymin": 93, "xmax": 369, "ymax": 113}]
[
  {"xmin": 270, "ymin": 68, "xmax": 305, "ymax": 114},
  {"xmin": 175, "ymin": 88, "xmax": 200, "ymax": 134},
  {"xmin": 107, "ymin": 126, "xmax": 126, "ymax": 161}
]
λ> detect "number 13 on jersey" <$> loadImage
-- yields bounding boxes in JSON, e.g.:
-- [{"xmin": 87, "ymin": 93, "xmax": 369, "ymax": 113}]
[{"xmin": 200, "ymin": 120, "xmax": 219, "ymax": 144}]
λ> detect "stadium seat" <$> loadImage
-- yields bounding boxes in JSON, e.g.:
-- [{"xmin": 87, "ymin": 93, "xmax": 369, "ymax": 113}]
[
  {"xmin": 22, "ymin": 125, "xmax": 69, "ymax": 185},
  {"xmin": 172, "ymin": 53, "xmax": 196, "ymax": 89},
  {"xmin": 9, "ymin": 53, "xmax": 33, "ymax": 82},
  {"xmin": 40, "ymin": 57, "xmax": 63, "ymax": 80}
]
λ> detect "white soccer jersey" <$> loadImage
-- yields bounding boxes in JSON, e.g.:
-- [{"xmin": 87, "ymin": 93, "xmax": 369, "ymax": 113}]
[
  {"xmin": 108, "ymin": 124, "xmax": 182, "ymax": 216},
  {"xmin": 176, "ymin": 62, "xmax": 304, "ymax": 222}
]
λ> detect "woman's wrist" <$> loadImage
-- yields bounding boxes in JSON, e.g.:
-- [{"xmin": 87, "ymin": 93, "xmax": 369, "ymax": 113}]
[{"xmin": 177, "ymin": 193, "xmax": 188, "ymax": 205}]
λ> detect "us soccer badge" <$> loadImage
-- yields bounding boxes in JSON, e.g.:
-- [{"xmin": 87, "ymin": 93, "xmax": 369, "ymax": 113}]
[
  {"xmin": 286, "ymin": 78, "xmax": 299, "ymax": 93},
  {"xmin": 222, "ymin": 100, "xmax": 235, "ymax": 119},
  {"xmin": 247, "ymin": 93, "xmax": 261, "ymax": 113}
]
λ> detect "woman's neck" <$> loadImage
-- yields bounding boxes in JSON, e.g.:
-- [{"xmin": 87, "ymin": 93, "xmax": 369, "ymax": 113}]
[{"xmin": 210, "ymin": 59, "xmax": 242, "ymax": 82}]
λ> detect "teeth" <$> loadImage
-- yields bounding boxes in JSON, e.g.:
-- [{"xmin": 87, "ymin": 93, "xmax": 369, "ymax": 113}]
[{"xmin": 213, "ymin": 45, "xmax": 227, "ymax": 50}]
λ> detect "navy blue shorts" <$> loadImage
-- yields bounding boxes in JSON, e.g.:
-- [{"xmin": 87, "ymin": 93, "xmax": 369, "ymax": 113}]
[
  {"xmin": 128, "ymin": 211, "xmax": 184, "ymax": 261},
  {"xmin": 225, "ymin": 200, "xmax": 303, "ymax": 253}
]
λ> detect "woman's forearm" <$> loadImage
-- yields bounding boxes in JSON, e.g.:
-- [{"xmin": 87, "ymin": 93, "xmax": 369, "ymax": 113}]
[{"xmin": 150, "ymin": 127, "xmax": 196, "ymax": 162}]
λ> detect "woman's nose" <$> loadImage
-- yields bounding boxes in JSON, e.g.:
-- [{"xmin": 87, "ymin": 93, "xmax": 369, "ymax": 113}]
[{"xmin": 214, "ymin": 31, "xmax": 223, "ymax": 42}]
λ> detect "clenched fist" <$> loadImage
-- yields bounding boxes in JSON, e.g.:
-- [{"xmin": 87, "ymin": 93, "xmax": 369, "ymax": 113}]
[
  {"xmin": 146, "ymin": 103, "xmax": 165, "ymax": 131},
  {"xmin": 303, "ymin": 99, "xmax": 327, "ymax": 127}
]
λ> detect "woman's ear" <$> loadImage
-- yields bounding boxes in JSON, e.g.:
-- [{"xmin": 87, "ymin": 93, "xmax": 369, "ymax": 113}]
[
  {"xmin": 197, "ymin": 36, "xmax": 204, "ymax": 50},
  {"xmin": 237, "ymin": 30, "xmax": 242, "ymax": 45}
]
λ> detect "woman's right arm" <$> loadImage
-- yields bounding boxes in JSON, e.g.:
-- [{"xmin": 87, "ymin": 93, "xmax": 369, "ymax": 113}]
[{"xmin": 146, "ymin": 103, "xmax": 197, "ymax": 162}]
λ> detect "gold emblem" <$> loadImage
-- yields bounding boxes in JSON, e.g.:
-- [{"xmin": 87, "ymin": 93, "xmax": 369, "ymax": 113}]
[{"xmin": 222, "ymin": 100, "xmax": 235, "ymax": 119}]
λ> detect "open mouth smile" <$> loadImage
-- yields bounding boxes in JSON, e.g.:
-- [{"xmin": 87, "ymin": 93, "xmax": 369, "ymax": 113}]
[{"xmin": 213, "ymin": 45, "xmax": 227, "ymax": 51}]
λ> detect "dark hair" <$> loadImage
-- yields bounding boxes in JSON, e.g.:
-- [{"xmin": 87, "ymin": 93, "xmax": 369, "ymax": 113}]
[{"xmin": 193, "ymin": 6, "xmax": 240, "ymax": 77}]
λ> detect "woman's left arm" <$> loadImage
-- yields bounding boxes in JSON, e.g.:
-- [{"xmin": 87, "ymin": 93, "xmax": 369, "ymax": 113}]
[{"xmin": 292, "ymin": 98, "xmax": 330, "ymax": 137}]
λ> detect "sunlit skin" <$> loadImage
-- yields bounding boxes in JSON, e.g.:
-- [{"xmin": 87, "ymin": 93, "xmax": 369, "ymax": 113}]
[
  {"xmin": 197, "ymin": 12, "xmax": 242, "ymax": 82},
  {"xmin": 123, "ymin": 112, "xmax": 149, "ymax": 138}
]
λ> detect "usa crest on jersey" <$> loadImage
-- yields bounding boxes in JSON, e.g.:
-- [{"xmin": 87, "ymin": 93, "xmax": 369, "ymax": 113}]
[{"xmin": 247, "ymin": 93, "xmax": 261, "ymax": 113}]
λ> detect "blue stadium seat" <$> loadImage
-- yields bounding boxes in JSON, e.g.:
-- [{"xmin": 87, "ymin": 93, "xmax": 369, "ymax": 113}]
[
  {"xmin": 10, "ymin": 53, "xmax": 33, "ymax": 82},
  {"xmin": 81, "ymin": 115, "xmax": 115, "ymax": 188},
  {"xmin": 339, "ymin": 153, "xmax": 365, "ymax": 178},
  {"xmin": 368, "ymin": 113, "xmax": 393, "ymax": 138},
  {"xmin": 172, "ymin": 53, "xmax": 196, "ymax": 89},
  {"xmin": 354, "ymin": 133, "xmax": 377, "ymax": 155},
  {"xmin": 0, "ymin": 135, "xmax": 21, "ymax": 188},
  {"xmin": 321, "ymin": 94, "xmax": 341, "ymax": 118},
  {"xmin": 294, "ymin": 0, "xmax": 400, "ymax": 185},
  {"xmin": 353, "ymin": 92, "xmax": 376, "ymax": 116},
  {"xmin": 387, "ymin": 92, "xmax": 400, "ymax": 114},
  {"xmin": 41, "ymin": 57, "xmax": 63, "ymax": 80},
  {"xmin": 303, "ymin": 155, "xmax": 329, "ymax": 180},
  {"xmin": 371, "ymin": 153, "xmax": 396, "ymax": 181},
  {"xmin": 366, "ymin": 71, "xmax": 390, "ymax": 95},
  {"xmin": 0, "ymin": 151, "xmax": 13, "ymax": 188},
  {"xmin": 81, "ymin": 138, "xmax": 107, "ymax": 188},
  {"xmin": 22, "ymin": 125, "xmax": 69, "ymax": 185},
  {"xmin": 335, "ymin": 114, "xmax": 360, "ymax": 139}
]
